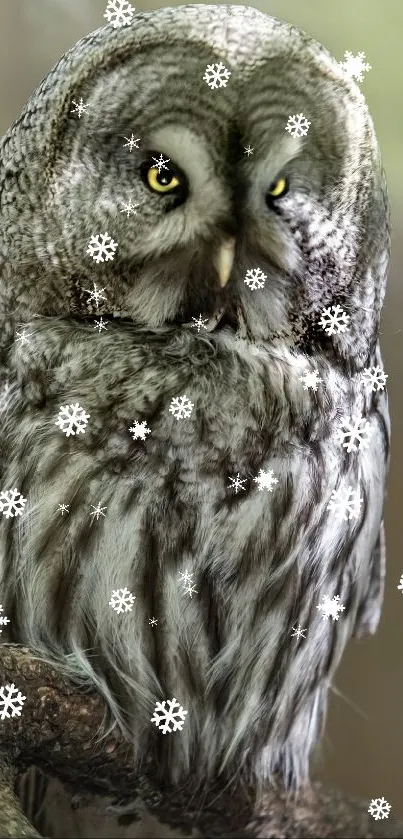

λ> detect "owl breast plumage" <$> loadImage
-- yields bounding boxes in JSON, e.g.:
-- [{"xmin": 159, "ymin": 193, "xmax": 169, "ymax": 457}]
[{"xmin": 0, "ymin": 4, "xmax": 390, "ymax": 793}]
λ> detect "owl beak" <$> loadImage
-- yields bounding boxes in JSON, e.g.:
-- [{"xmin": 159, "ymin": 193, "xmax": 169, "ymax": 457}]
[{"xmin": 214, "ymin": 238, "xmax": 236, "ymax": 288}]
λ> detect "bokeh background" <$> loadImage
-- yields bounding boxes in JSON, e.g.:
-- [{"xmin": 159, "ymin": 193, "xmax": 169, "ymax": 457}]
[{"xmin": 1, "ymin": 0, "xmax": 402, "ymax": 817}]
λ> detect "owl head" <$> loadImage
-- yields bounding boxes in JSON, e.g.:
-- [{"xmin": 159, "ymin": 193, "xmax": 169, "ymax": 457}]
[{"xmin": 0, "ymin": 4, "xmax": 389, "ymax": 366}]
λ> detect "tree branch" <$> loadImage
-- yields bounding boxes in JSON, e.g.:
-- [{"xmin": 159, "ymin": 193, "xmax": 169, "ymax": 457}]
[{"xmin": 0, "ymin": 644, "xmax": 401, "ymax": 838}]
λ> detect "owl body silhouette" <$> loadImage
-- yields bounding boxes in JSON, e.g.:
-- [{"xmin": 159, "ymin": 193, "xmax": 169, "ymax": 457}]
[{"xmin": 0, "ymin": 5, "xmax": 390, "ymax": 795}]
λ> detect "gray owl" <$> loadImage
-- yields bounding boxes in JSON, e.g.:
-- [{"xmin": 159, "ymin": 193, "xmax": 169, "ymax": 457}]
[{"xmin": 0, "ymin": 1, "xmax": 390, "ymax": 805}]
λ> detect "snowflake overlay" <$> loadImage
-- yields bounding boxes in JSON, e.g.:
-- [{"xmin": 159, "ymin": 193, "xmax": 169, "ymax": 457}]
[
  {"xmin": 285, "ymin": 113, "xmax": 311, "ymax": 138},
  {"xmin": 123, "ymin": 135, "xmax": 141, "ymax": 152},
  {"xmin": 15, "ymin": 328, "xmax": 32, "ymax": 346},
  {"xmin": 327, "ymin": 485, "xmax": 363, "ymax": 521},
  {"xmin": 0, "ymin": 683, "xmax": 26, "ymax": 720},
  {"xmin": 86, "ymin": 232, "xmax": 118, "ymax": 263},
  {"xmin": 120, "ymin": 199, "xmax": 139, "ymax": 218},
  {"xmin": 183, "ymin": 581, "xmax": 198, "ymax": 598},
  {"xmin": 339, "ymin": 51, "xmax": 372, "ymax": 84},
  {"xmin": 191, "ymin": 314, "xmax": 209, "ymax": 332},
  {"xmin": 151, "ymin": 154, "xmax": 170, "ymax": 173},
  {"xmin": 336, "ymin": 413, "xmax": 372, "ymax": 453},
  {"xmin": 57, "ymin": 503, "xmax": 70, "ymax": 516},
  {"xmin": 55, "ymin": 403, "xmax": 90, "ymax": 437},
  {"xmin": 90, "ymin": 503, "xmax": 107, "ymax": 521},
  {"xmin": 299, "ymin": 370, "xmax": 322, "ymax": 391},
  {"xmin": 179, "ymin": 570, "xmax": 198, "ymax": 598},
  {"xmin": 362, "ymin": 365, "xmax": 388, "ymax": 392},
  {"xmin": 244, "ymin": 267, "xmax": 267, "ymax": 290},
  {"xmin": 169, "ymin": 395, "xmax": 194, "ymax": 420},
  {"xmin": 317, "ymin": 594, "xmax": 345, "ymax": 621},
  {"xmin": 291, "ymin": 624, "xmax": 307, "ymax": 640},
  {"xmin": 368, "ymin": 797, "xmax": 391, "ymax": 821},
  {"xmin": 84, "ymin": 283, "xmax": 107, "ymax": 308},
  {"xmin": 129, "ymin": 420, "xmax": 151, "ymax": 441},
  {"xmin": 93, "ymin": 317, "xmax": 108, "ymax": 332},
  {"xmin": 319, "ymin": 305, "xmax": 350, "ymax": 336},
  {"xmin": 397, "ymin": 574, "xmax": 403, "ymax": 593},
  {"xmin": 179, "ymin": 570, "xmax": 194, "ymax": 587},
  {"xmin": 0, "ymin": 488, "xmax": 27, "ymax": 519},
  {"xmin": 253, "ymin": 469, "xmax": 279, "ymax": 493},
  {"xmin": 71, "ymin": 98, "xmax": 89, "ymax": 118},
  {"xmin": 109, "ymin": 587, "xmax": 136, "ymax": 613},
  {"xmin": 228, "ymin": 473, "xmax": 247, "ymax": 494},
  {"xmin": 0, "ymin": 605, "xmax": 10, "ymax": 634},
  {"xmin": 244, "ymin": 145, "xmax": 254, "ymax": 156},
  {"xmin": 203, "ymin": 62, "xmax": 231, "ymax": 90},
  {"xmin": 151, "ymin": 698, "xmax": 188, "ymax": 734},
  {"xmin": 149, "ymin": 617, "xmax": 158, "ymax": 627},
  {"xmin": 103, "ymin": 0, "xmax": 135, "ymax": 28}
]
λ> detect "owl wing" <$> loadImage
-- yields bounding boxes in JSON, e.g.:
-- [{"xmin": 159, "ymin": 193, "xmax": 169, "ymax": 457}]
[{"xmin": 352, "ymin": 519, "xmax": 386, "ymax": 639}]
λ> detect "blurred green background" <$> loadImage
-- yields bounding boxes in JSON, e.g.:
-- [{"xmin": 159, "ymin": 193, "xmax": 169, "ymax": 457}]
[{"xmin": 1, "ymin": 0, "xmax": 402, "ymax": 817}]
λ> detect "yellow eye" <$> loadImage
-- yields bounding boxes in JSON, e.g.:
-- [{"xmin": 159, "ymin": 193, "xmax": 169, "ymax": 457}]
[
  {"xmin": 147, "ymin": 166, "xmax": 180, "ymax": 193},
  {"xmin": 267, "ymin": 177, "xmax": 288, "ymax": 198}
]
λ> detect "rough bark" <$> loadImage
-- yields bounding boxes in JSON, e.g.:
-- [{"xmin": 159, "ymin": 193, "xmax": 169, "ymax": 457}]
[
  {"xmin": 0, "ymin": 643, "xmax": 401, "ymax": 839},
  {"xmin": 0, "ymin": 762, "xmax": 41, "ymax": 838}
]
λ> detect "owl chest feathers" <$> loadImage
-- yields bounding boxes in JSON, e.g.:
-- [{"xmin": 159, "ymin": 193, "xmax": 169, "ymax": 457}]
[{"xmin": 1, "ymin": 322, "xmax": 386, "ymax": 785}]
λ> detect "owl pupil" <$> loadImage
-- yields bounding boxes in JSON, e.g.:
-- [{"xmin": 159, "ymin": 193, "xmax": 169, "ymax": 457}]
[{"xmin": 158, "ymin": 171, "xmax": 171, "ymax": 185}]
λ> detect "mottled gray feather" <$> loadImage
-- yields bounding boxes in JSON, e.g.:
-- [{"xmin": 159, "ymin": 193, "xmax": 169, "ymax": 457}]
[{"xmin": 0, "ymin": 3, "xmax": 390, "ymax": 801}]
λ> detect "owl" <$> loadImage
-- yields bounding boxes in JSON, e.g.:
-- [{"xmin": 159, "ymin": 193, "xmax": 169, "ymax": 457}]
[{"xmin": 0, "ymin": 1, "xmax": 390, "ymax": 804}]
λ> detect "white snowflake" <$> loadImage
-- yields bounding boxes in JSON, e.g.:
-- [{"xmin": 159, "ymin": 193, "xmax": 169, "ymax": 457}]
[
  {"xmin": 327, "ymin": 485, "xmax": 363, "ymax": 521},
  {"xmin": 285, "ymin": 113, "xmax": 311, "ymax": 138},
  {"xmin": 203, "ymin": 62, "xmax": 231, "ymax": 90},
  {"xmin": 84, "ymin": 283, "xmax": 107, "ymax": 308},
  {"xmin": 339, "ymin": 51, "xmax": 372, "ymax": 84},
  {"xmin": 103, "ymin": 0, "xmax": 135, "ymax": 28},
  {"xmin": 0, "ymin": 488, "xmax": 27, "ymax": 519},
  {"xmin": 129, "ymin": 420, "xmax": 151, "ymax": 441},
  {"xmin": 179, "ymin": 570, "xmax": 194, "ymax": 587},
  {"xmin": 368, "ymin": 797, "xmax": 391, "ymax": 821},
  {"xmin": 151, "ymin": 154, "xmax": 170, "ymax": 173},
  {"xmin": 0, "ymin": 683, "xmax": 26, "ymax": 720},
  {"xmin": 109, "ymin": 587, "xmax": 136, "ymax": 613},
  {"xmin": 149, "ymin": 617, "xmax": 158, "ymax": 627},
  {"xmin": 120, "ymin": 199, "xmax": 139, "ymax": 217},
  {"xmin": 361, "ymin": 365, "xmax": 388, "ymax": 392},
  {"xmin": 86, "ymin": 232, "xmax": 118, "ymax": 263},
  {"xmin": 299, "ymin": 370, "xmax": 322, "ymax": 391},
  {"xmin": 90, "ymin": 502, "xmax": 107, "ymax": 521},
  {"xmin": 244, "ymin": 145, "xmax": 254, "ymax": 156},
  {"xmin": 244, "ymin": 267, "xmax": 267, "ymax": 291},
  {"xmin": 336, "ymin": 413, "xmax": 372, "ymax": 453},
  {"xmin": 55, "ymin": 403, "xmax": 90, "ymax": 437},
  {"xmin": 15, "ymin": 328, "xmax": 32, "ymax": 346},
  {"xmin": 183, "ymin": 581, "xmax": 198, "ymax": 598},
  {"xmin": 123, "ymin": 134, "xmax": 141, "ymax": 152},
  {"xmin": 178, "ymin": 569, "xmax": 198, "ymax": 597},
  {"xmin": 319, "ymin": 305, "xmax": 350, "ymax": 336},
  {"xmin": 228, "ymin": 473, "xmax": 247, "ymax": 494},
  {"xmin": 291, "ymin": 624, "xmax": 307, "ymax": 640},
  {"xmin": 397, "ymin": 574, "xmax": 403, "ymax": 593},
  {"xmin": 93, "ymin": 317, "xmax": 108, "ymax": 332},
  {"xmin": 253, "ymin": 469, "xmax": 279, "ymax": 493},
  {"xmin": 151, "ymin": 698, "xmax": 188, "ymax": 734},
  {"xmin": 169, "ymin": 394, "xmax": 194, "ymax": 420},
  {"xmin": 317, "ymin": 594, "xmax": 345, "ymax": 621},
  {"xmin": 71, "ymin": 98, "xmax": 90, "ymax": 118},
  {"xmin": 0, "ymin": 605, "xmax": 10, "ymax": 634},
  {"xmin": 191, "ymin": 314, "xmax": 209, "ymax": 332},
  {"xmin": 57, "ymin": 503, "xmax": 70, "ymax": 516}
]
